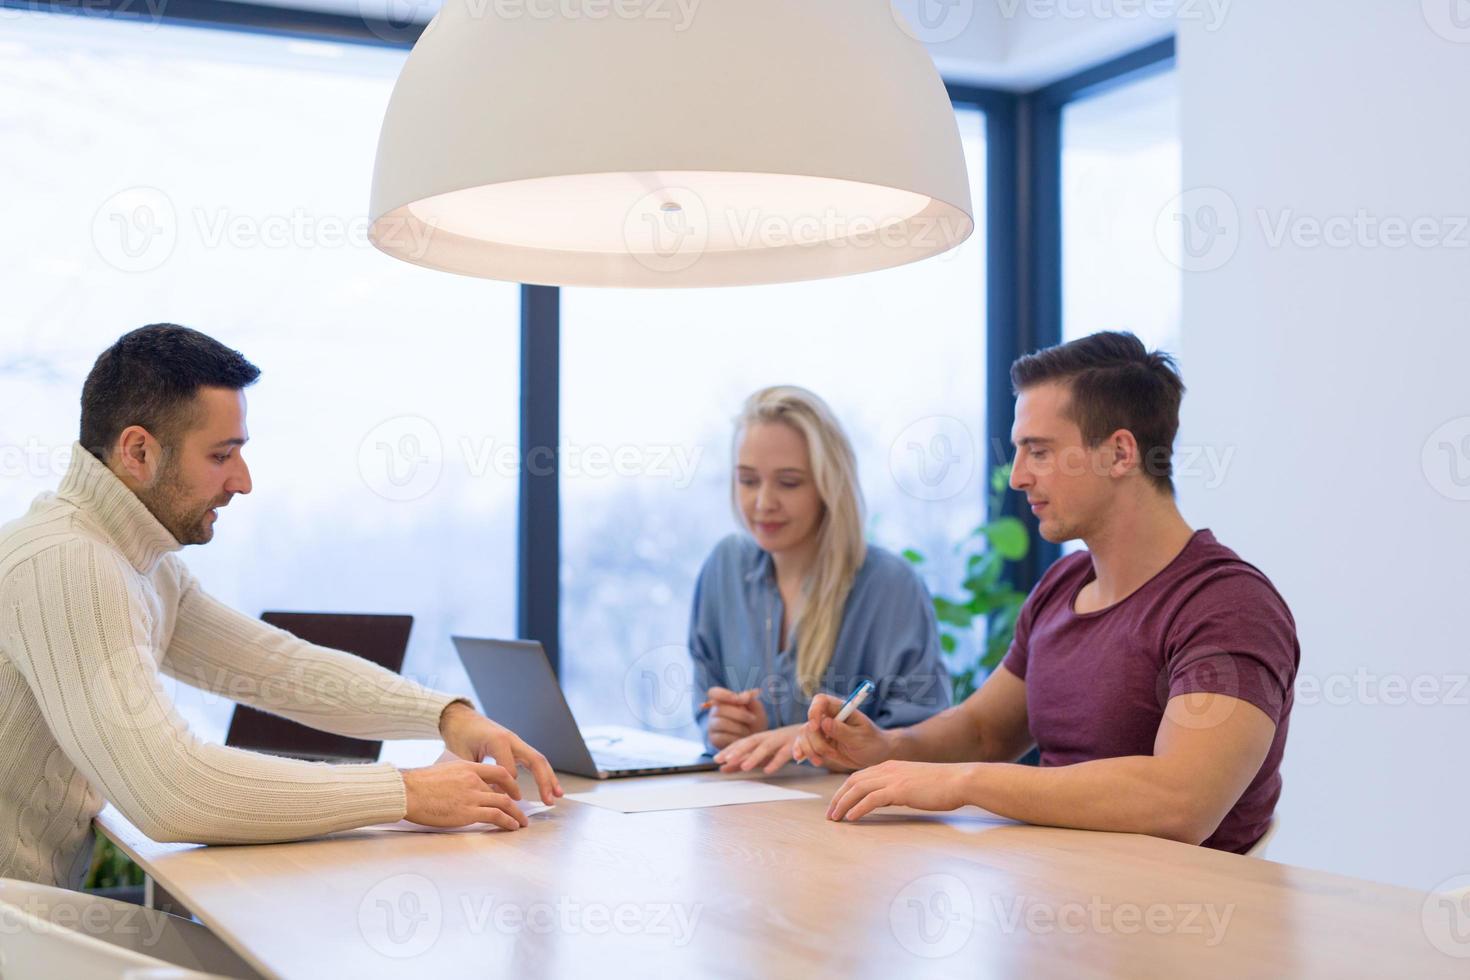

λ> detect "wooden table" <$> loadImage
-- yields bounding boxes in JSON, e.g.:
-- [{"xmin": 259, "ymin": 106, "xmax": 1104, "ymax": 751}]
[{"xmin": 96, "ymin": 759, "xmax": 1463, "ymax": 979}]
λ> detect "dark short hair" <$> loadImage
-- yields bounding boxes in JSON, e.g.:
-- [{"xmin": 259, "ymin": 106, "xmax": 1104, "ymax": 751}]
[
  {"xmin": 80, "ymin": 324, "xmax": 260, "ymax": 461},
  {"xmin": 1010, "ymin": 331, "xmax": 1185, "ymax": 494}
]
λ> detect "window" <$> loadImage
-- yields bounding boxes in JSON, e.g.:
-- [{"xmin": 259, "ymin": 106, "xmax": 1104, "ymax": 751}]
[
  {"xmin": 559, "ymin": 109, "xmax": 988, "ymax": 738},
  {"xmin": 1056, "ymin": 67, "xmax": 1180, "ymax": 554},
  {"xmin": 0, "ymin": 14, "xmax": 519, "ymax": 737},
  {"xmin": 1061, "ymin": 69, "xmax": 1182, "ymax": 355}
]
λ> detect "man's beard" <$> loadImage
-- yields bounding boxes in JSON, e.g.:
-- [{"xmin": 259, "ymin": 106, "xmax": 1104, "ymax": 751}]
[{"xmin": 136, "ymin": 459, "xmax": 221, "ymax": 546}]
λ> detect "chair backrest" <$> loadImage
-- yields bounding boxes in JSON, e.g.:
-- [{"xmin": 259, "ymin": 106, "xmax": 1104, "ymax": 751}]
[
  {"xmin": 1244, "ymin": 816, "xmax": 1279, "ymax": 859},
  {"xmin": 0, "ymin": 878, "xmax": 257, "ymax": 979},
  {"xmin": 225, "ymin": 612, "xmax": 413, "ymax": 762}
]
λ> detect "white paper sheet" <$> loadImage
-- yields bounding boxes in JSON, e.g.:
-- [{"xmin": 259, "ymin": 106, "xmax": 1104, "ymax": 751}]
[
  {"xmin": 367, "ymin": 801, "xmax": 552, "ymax": 833},
  {"xmin": 564, "ymin": 780, "xmax": 818, "ymax": 814}
]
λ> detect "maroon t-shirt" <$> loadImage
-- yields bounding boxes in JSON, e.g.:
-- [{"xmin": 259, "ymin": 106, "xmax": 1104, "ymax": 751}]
[{"xmin": 1002, "ymin": 529, "xmax": 1298, "ymax": 853}]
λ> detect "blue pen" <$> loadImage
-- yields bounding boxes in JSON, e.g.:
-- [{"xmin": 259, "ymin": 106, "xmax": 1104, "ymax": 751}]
[{"xmin": 834, "ymin": 679, "xmax": 876, "ymax": 723}]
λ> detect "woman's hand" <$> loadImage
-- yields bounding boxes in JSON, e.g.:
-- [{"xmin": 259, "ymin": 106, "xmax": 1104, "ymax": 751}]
[
  {"xmin": 704, "ymin": 687, "xmax": 769, "ymax": 750},
  {"xmin": 714, "ymin": 724, "xmax": 804, "ymax": 774}
]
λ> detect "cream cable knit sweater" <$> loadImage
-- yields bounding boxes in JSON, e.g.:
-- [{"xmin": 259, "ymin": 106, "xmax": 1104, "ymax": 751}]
[{"xmin": 0, "ymin": 444, "xmax": 461, "ymax": 888}]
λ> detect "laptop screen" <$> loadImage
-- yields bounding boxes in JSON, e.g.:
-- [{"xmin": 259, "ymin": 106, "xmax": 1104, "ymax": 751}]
[{"xmin": 224, "ymin": 612, "xmax": 413, "ymax": 763}]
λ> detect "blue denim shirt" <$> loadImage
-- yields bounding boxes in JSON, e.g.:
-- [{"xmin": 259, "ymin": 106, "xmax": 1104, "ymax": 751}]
[{"xmin": 688, "ymin": 533, "xmax": 951, "ymax": 742}]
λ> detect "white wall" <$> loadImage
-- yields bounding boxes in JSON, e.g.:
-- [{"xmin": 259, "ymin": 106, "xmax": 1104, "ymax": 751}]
[{"xmin": 1175, "ymin": 2, "xmax": 1470, "ymax": 890}]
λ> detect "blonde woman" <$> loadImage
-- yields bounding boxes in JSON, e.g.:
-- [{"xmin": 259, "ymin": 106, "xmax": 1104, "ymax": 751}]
[{"xmin": 688, "ymin": 386, "xmax": 951, "ymax": 774}]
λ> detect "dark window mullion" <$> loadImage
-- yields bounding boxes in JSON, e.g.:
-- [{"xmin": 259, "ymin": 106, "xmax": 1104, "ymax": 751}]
[{"xmin": 518, "ymin": 284, "xmax": 561, "ymax": 676}]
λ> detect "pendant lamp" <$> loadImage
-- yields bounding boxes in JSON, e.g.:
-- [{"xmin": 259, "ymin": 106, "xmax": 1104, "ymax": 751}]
[{"xmin": 369, "ymin": 0, "xmax": 973, "ymax": 288}]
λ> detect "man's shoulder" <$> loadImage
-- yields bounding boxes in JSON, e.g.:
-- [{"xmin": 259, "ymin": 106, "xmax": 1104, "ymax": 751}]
[
  {"xmin": 1174, "ymin": 530, "xmax": 1294, "ymax": 617},
  {"xmin": 0, "ymin": 510, "xmax": 148, "ymax": 610},
  {"xmin": 0, "ymin": 496, "xmax": 114, "ymax": 575}
]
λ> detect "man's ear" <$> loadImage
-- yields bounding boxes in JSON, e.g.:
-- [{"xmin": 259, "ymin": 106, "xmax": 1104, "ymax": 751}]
[
  {"xmin": 112, "ymin": 426, "xmax": 163, "ymax": 487},
  {"xmin": 1107, "ymin": 428, "xmax": 1141, "ymax": 479}
]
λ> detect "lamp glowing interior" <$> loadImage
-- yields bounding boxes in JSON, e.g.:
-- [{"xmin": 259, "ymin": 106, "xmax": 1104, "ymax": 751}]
[{"xmin": 405, "ymin": 171, "xmax": 936, "ymax": 255}]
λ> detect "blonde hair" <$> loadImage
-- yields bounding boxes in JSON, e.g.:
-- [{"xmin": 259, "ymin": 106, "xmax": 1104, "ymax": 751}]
[{"xmin": 733, "ymin": 386, "xmax": 867, "ymax": 696}]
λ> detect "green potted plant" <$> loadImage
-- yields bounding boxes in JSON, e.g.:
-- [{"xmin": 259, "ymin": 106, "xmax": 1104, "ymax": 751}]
[{"xmin": 84, "ymin": 833, "xmax": 144, "ymax": 903}]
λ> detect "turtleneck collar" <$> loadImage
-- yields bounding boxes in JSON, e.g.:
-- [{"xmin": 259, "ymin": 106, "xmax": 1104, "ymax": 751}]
[{"xmin": 56, "ymin": 442, "xmax": 182, "ymax": 575}]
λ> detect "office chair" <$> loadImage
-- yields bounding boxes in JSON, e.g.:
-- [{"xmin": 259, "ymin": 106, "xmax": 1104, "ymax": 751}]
[
  {"xmin": 0, "ymin": 877, "xmax": 258, "ymax": 979},
  {"xmin": 1244, "ymin": 816, "xmax": 1279, "ymax": 859}
]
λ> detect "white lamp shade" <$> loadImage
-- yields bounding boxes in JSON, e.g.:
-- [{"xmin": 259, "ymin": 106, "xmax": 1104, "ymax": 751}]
[{"xmin": 369, "ymin": 0, "xmax": 974, "ymax": 288}]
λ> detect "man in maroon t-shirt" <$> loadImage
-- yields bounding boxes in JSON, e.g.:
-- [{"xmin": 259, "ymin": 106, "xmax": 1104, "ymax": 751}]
[{"xmin": 793, "ymin": 331, "xmax": 1298, "ymax": 853}]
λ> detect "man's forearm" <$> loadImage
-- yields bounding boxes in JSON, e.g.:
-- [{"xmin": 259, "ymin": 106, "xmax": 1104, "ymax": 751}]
[
  {"xmin": 169, "ymin": 583, "xmax": 456, "ymax": 739},
  {"xmin": 890, "ymin": 704, "xmax": 998, "ymax": 764},
  {"xmin": 958, "ymin": 756, "xmax": 1214, "ymax": 844}
]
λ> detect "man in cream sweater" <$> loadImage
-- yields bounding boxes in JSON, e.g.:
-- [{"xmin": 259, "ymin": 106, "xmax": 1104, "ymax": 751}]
[{"xmin": 0, "ymin": 324, "xmax": 562, "ymax": 889}]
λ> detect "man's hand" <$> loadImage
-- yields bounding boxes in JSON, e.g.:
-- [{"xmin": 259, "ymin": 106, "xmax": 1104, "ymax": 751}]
[
  {"xmin": 704, "ymin": 687, "xmax": 768, "ymax": 750},
  {"xmin": 401, "ymin": 759, "xmax": 531, "ymax": 830},
  {"xmin": 791, "ymin": 693, "xmax": 896, "ymax": 771},
  {"xmin": 713, "ymin": 724, "xmax": 803, "ymax": 774},
  {"xmin": 826, "ymin": 761, "xmax": 978, "ymax": 822},
  {"xmin": 438, "ymin": 701, "xmax": 563, "ymax": 804}
]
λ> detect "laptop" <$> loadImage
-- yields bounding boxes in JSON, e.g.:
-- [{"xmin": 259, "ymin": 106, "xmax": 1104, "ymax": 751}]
[
  {"xmin": 452, "ymin": 636, "xmax": 716, "ymax": 779},
  {"xmin": 225, "ymin": 612, "xmax": 414, "ymax": 764}
]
